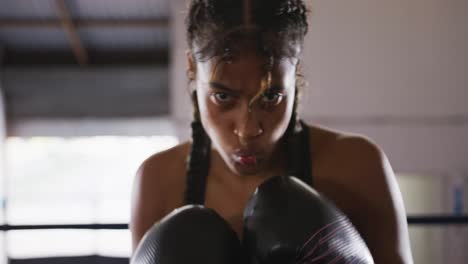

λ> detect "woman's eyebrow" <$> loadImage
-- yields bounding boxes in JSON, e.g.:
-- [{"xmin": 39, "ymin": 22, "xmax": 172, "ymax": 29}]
[
  {"xmin": 209, "ymin": 82, "xmax": 237, "ymax": 92},
  {"xmin": 209, "ymin": 81, "xmax": 284, "ymax": 94}
]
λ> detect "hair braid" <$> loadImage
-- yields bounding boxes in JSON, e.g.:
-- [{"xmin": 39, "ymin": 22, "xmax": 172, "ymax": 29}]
[{"xmin": 184, "ymin": 91, "xmax": 211, "ymax": 204}]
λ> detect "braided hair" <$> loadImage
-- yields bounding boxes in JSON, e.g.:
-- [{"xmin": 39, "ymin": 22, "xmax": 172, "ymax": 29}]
[{"xmin": 184, "ymin": 0, "xmax": 310, "ymax": 203}]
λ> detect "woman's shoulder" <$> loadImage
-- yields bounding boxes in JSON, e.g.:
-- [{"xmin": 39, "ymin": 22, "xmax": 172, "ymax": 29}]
[
  {"xmin": 139, "ymin": 141, "xmax": 191, "ymax": 175},
  {"xmin": 130, "ymin": 141, "xmax": 192, "ymax": 250},
  {"xmin": 303, "ymin": 125, "xmax": 413, "ymax": 263},
  {"xmin": 134, "ymin": 141, "xmax": 192, "ymax": 196},
  {"xmin": 306, "ymin": 123, "xmax": 383, "ymax": 163},
  {"xmin": 131, "ymin": 141, "xmax": 193, "ymax": 217},
  {"xmin": 305, "ymin": 122, "xmax": 387, "ymax": 190}
]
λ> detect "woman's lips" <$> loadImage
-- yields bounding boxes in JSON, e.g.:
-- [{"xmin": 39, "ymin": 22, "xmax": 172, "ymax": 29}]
[
  {"xmin": 235, "ymin": 154, "xmax": 257, "ymax": 166},
  {"xmin": 232, "ymin": 150, "xmax": 261, "ymax": 166}
]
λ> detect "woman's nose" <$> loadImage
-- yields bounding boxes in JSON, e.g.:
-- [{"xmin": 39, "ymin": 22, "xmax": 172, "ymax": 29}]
[{"xmin": 233, "ymin": 105, "xmax": 264, "ymax": 140}]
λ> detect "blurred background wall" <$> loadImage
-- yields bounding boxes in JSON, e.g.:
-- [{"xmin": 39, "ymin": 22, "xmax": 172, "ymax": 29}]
[{"xmin": 0, "ymin": 0, "xmax": 467, "ymax": 263}]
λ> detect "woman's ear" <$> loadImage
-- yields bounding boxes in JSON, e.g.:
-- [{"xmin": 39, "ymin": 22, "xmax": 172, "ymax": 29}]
[{"xmin": 186, "ymin": 50, "xmax": 196, "ymax": 81}]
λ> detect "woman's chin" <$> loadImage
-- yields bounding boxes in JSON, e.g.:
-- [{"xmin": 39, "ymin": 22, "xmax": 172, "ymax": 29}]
[{"xmin": 231, "ymin": 160, "xmax": 263, "ymax": 176}]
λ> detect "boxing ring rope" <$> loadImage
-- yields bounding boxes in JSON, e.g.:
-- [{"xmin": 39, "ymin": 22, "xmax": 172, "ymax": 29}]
[
  {"xmin": 1, "ymin": 215, "xmax": 468, "ymax": 231},
  {"xmin": 2, "ymin": 216, "xmax": 467, "ymax": 264},
  {"xmin": 407, "ymin": 215, "xmax": 468, "ymax": 225},
  {"xmin": 0, "ymin": 223, "xmax": 128, "ymax": 231}
]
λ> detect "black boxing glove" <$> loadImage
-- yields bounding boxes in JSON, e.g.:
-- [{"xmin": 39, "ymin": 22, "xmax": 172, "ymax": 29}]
[
  {"xmin": 243, "ymin": 176, "xmax": 374, "ymax": 264},
  {"xmin": 131, "ymin": 205, "xmax": 244, "ymax": 264}
]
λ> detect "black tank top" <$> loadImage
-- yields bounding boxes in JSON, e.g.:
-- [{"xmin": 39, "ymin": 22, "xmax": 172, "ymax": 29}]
[{"xmin": 184, "ymin": 120, "xmax": 313, "ymax": 205}]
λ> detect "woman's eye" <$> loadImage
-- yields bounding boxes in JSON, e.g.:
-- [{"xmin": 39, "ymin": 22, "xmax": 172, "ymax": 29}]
[
  {"xmin": 211, "ymin": 92, "xmax": 233, "ymax": 104},
  {"xmin": 261, "ymin": 92, "xmax": 283, "ymax": 105}
]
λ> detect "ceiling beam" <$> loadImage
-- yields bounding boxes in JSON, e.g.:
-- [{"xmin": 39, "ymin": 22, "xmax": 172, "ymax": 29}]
[
  {"xmin": 55, "ymin": 0, "xmax": 88, "ymax": 65},
  {"xmin": 0, "ymin": 18, "xmax": 169, "ymax": 28}
]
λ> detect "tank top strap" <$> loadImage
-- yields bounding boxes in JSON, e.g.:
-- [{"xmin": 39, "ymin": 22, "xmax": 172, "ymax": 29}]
[
  {"xmin": 298, "ymin": 120, "xmax": 313, "ymax": 186},
  {"xmin": 287, "ymin": 120, "xmax": 313, "ymax": 187}
]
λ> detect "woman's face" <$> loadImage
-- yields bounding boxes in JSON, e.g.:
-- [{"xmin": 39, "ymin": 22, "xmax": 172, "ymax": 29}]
[{"xmin": 191, "ymin": 50, "xmax": 297, "ymax": 176}]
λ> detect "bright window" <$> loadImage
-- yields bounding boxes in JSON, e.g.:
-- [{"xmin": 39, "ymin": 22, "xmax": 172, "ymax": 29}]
[{"xmin": 4, "ymin": 136, "xmax": 178, "ymax": 258}]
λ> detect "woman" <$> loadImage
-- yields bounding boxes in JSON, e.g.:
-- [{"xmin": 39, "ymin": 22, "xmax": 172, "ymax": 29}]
[{"xmin": 130, "ymin": 0, "xmax": 413, "ymax": 263}]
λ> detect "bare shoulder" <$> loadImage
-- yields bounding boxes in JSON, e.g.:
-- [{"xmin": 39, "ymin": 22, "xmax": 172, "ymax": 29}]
[
  {"xmin": 306, "ymin": 123, "xmax": 385, "ymax": 183},
  {"xmin": 310, "ymin": 126, "xmax": 393, "ymax": 206},
  {"xmin": 306, "ymin": 124, "xmax": 393, "ymax": 202},
  {"xmin": 306, "ymin": 123, "xmax": 413, "ymax": 263},
  {"xmin": 133, "ymin": 141, "xmax": 190, "ymax": 194},
  {"xmin": 129, "ymin": 141, "xmax": 190, "ymax": 252}
]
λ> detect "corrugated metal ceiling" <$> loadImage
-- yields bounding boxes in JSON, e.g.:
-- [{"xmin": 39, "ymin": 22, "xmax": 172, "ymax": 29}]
[
  {"xmin": 0, "ymin": 0, "xmax": 57, "ymax": 19},
  {"xmin": 1, "ymin": 28, "xmax": 70, "ymax": 51},
  {"xmin": 79, "ymin": 27, "xmax": 169, "ymax": 51},
  {"xmin": 0, "ymin": 0, "xmax": 170, "ymax": 65},
  {"xmin": 67, "ymin": 0, "xmax": 169, "ymax": 19}
]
